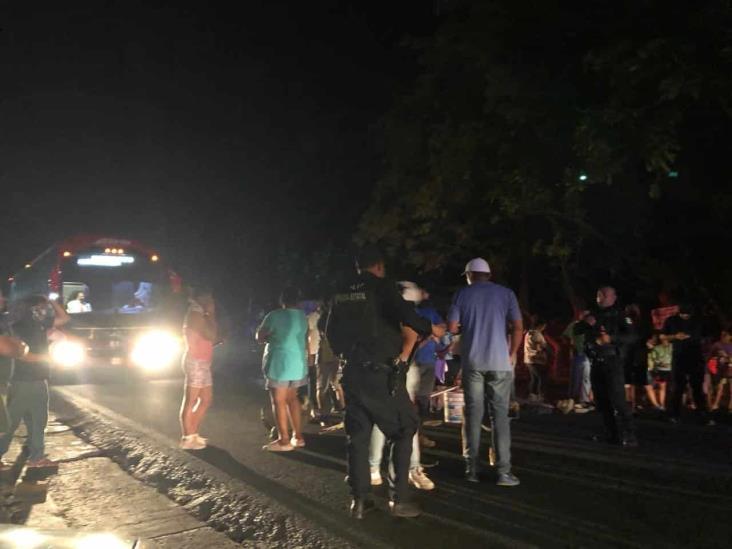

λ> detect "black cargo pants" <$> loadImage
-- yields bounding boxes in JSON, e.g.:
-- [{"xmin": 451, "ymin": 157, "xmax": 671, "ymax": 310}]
[
  {"xmin": 669, "ymin": 359, "xmax": 708, "ymax": 419},
  {"xmin": 590, "ymin": 357, "xmax": 634, "ymax": 440},
  {"xmin": 342, "ymin": 362, "xmax": 418, "ymax": 503}
]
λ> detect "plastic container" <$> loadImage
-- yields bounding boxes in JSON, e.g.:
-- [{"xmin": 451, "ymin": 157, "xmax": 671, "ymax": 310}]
[{"xmin": 444, "ymin": 389, "xmax": 464, "ymax": 424}]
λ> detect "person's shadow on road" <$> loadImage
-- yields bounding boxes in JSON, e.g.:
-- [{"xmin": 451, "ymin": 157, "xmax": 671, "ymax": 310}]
[{"xmin": 193, "ymin": 445, "xmax": 385, "ymax": 547}]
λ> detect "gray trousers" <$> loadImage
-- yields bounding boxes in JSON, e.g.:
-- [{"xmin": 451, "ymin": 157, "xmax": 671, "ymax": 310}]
[{"xmin": 0, "ymin": 380, "xmax": 49, "ymax": 462}]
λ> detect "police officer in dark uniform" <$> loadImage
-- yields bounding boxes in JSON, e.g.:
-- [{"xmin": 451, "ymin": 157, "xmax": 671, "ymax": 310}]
[
  {"xmin": 329, "ymin": 245, "xmax": 444, "ymax": 519},
  {"xmin": 575, "ymin": 286, "xmax": 638, "ymax": 447}
]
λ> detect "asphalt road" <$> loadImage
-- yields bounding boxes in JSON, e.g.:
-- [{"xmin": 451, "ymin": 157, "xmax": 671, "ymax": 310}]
[{"xmin": 51, "ymin": 356, "xmax": 732, "ymax": 549}]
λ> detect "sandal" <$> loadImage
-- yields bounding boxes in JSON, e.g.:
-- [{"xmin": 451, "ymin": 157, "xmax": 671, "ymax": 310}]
[{"xmin": 263, "ymin": 440, "xmax": 294, "ymax": 452}]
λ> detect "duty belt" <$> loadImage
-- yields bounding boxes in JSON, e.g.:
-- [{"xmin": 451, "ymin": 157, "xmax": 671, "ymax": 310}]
[{"xmin": 361, "ymin": 361, "xmax": 392, "ymax": 373}]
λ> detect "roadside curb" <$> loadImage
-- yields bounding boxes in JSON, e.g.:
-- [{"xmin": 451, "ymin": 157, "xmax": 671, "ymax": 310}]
[{"xmin": 50, "ymin": 387, "xmax": 350, "ymax": 548}]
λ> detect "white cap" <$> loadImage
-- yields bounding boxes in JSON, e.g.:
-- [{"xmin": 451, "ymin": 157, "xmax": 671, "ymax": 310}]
[
  {"xmin": 398, "ymin": 281, "xmax": 423, "ymax": 303},
  {"xmin": 462, "ymin": 258, "xmax": 491, "ymax": 275}
]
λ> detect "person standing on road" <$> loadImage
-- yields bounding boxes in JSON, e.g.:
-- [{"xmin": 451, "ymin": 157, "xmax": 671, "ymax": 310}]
[
  {"xmin": 663, "ymin": 304, "xmax": 712, "ymax": 425},
  {"xmin": 562, "ymin": 306, "xmax": 593, "ymax": 411},
  {"xmin": 576, "ymin": 286, "xmax": 639, "ymax": 446},
  {"xmin": 314, "ymin": 327, "xmax": 344, "ymax": 419},
  {"xmin": 646, "ymin": 332, "xmax": 672, "ymax": 410},
  {"xmin": 0, "ymin": 296, "xmax": 69, "ymax": 469},
  {"xmin": 328, "ymin": 245, "xmax": 444, "ymax": 519},
  {"xmin": 179, "ymin": 288, "xmax": 218, "ymax": 450},
  {"xmin": 524, "ymin": 316, "xmax": 551, "ymax": 403},
  {"xmin": 301, "ymin": 300, "xmax": 322, "ymax": 415},
  {"xmin": 447, "ymin": 258, "xmax": 523, "ymax": 486},
  {"xmin": 411, "ymin": 285, "xmax": 446, "ymax": 451},
  {"xmin": 256, "ymin": 287, "xmax": 308, "ymax": 452}
]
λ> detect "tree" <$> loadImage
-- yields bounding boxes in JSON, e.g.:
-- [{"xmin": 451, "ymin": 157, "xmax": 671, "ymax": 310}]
[{"xmin": 358, "ymin": 0, "xmax": 732, "ymax": 315}]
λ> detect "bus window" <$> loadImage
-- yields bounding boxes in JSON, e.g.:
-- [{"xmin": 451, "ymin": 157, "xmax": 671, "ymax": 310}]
[{"xmin": 60, "ymin": 252, "xmax": 166, "ymax": 315}]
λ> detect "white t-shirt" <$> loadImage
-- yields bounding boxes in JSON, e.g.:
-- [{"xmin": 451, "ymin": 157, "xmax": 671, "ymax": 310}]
[{"xmin": 67, "ymin": 300, "xmax": 92, "ymax": 314}]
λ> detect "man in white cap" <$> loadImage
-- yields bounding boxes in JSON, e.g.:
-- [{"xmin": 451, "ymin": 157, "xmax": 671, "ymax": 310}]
[{"xmin": 447, "ymin": 258, "xmax": 523, "ymax": 486}]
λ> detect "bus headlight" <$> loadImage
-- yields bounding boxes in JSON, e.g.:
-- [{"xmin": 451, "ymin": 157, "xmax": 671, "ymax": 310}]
[
  {"xmin": 49, "ymin": 340, "xmax": 86, "ymax": 368},
  {"xmin": 130, "ymin": 330, "xmax": 180, "ymax": 370}
]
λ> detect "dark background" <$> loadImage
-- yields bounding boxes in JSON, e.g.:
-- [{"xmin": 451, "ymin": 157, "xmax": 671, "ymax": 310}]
[
  {"xmin": 0, "ymin": 1, "xmax": 436, "ymax": 306},
  {"xmin": 2, "ymin": 1, "xmax": 731, "ymax": 326}
]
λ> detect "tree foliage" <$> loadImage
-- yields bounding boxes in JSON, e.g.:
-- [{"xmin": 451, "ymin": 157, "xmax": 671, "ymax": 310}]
[{"xmin": 358, "ymin": 0, "xmax": 732, "ymax": 314}]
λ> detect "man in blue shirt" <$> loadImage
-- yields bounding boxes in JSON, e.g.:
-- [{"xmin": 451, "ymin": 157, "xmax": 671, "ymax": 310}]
[
  {"xmin": 413, "ymin": 289, "xmax": 444, "ymax": 447},
  {"xmin": 447, "ymin": 258, "xmax": 523, "ymax": 486}
]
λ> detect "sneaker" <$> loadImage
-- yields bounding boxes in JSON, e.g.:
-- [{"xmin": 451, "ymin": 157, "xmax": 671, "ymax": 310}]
[
  {"xmin": 262, "ymin": 440, "xmax": 294, "ymax": 452},
  {"xmin": 408, "ymin": 467, "xmax": 435, "ymax": 490},
  {"xmin": 527, "ymin": 394, "xmax": 539, "ymax": 402},
  {"xmin": 0, "ymin": 460, "xmax": 10, "ymax": 472},
  {"xmin": 193, "ymin": 434, "xmax": 208, "ymax": 445},
  {"xmin": 26, "ymin": 457, "xmax": 58, "ymax": 469},
  {"xmin": 290, "ymin": 436, "xmax": 306, "ymax": 448},
  {"xmin": 370, "ymin": 468, "xmax": 383, "ymax": 486},
  {"xmin": 419, "ymin": 434, "xmax": 436, "ymax": 448},
  {"xmin": 180, "ymin": 436, "xmax": 206, "ymax": 450},
  {"xmin": 496, "ymin": 472, "xmax": 520, "ymax": 487}
]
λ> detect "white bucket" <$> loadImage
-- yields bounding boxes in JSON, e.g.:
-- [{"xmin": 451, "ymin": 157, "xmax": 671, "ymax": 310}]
[{"xmin": 444, "ymin": 389, "xmax": 464, "ymax": 424}]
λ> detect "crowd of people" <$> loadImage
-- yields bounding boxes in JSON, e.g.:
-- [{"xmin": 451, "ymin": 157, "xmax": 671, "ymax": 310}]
[
  {"xmin": 1, "ymin": 247, "xmax": 729, "ymax": 522},
  {"xmin": 247, "ymin": 247, "xmax": 730, "ymax": 519},
  {"xmin": 555, "ymin": 292, "xmax": 729, "ymax": 427},
  {"xmin": 245, "ymin": 249, "xmax": 523, "ymax": 518}
]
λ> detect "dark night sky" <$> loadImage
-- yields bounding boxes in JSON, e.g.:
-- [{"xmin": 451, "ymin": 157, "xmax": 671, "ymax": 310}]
[{"xmin": 0, "ymin": 1, "xmax": 434, "ymax": 301}]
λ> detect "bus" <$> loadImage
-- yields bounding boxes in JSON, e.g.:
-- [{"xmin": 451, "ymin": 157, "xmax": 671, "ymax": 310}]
[{"xmin": 8, "ymin": 234, "xmax": 186, "ymax": 372}]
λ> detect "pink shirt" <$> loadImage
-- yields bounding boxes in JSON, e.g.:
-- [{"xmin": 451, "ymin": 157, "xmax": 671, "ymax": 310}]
[{"xmin": 185, "ymin": 327, "xmax": 214, "ymax": 362}]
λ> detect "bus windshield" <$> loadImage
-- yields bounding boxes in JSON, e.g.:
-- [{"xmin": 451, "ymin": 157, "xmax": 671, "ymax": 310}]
[{"xmin": 60, "ymin": 252, "xmax": 167, "ymax": 315}]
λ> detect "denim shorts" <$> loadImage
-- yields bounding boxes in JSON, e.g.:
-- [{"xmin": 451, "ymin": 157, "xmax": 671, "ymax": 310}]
[{"xmin": 265, "ymin": 376, "xmax": 308, "ymax": 390}]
